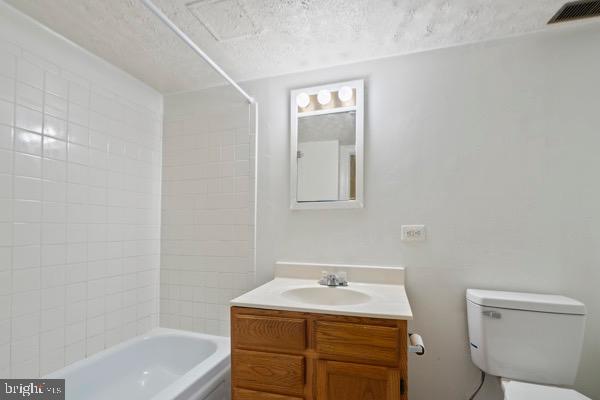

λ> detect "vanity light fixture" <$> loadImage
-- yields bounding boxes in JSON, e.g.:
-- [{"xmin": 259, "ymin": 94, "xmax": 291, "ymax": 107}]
[
  {"xmin": 338, "ymin": 86, "xmax": 353, "ymax": 102},
  {"xmin": 296, "ymin": 92, "xmax": 310, "ymax": 108},
  {"xmin": 317, "ymin": 90, "xmax": 332, "ymax": 105}
]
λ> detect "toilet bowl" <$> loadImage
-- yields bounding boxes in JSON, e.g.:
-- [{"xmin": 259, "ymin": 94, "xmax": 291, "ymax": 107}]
[
  {"xmin": 502, "ymin": 378, "xmax": 591, "ymax": 400},
  {"xmin": 466, "ymin": 289, "xmax": 589, "ymax": 400}
]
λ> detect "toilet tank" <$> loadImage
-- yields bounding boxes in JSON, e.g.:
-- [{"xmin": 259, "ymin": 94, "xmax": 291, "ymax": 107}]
[{"xmin": 466, "ymin": 289, "xmax": 586, "ymax": 386}]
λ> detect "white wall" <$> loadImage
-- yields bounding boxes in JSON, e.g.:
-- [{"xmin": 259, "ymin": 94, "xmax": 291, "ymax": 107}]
[
  {"xmin": 160, "ymin": 87, "xmax": 255, "ymax": 336},
  {"xmin": 0, "ymin": 2, "xmax": 163, "ymax": 377},
  {"xmin": 12, "ymin": 3, "xmax": 596, "ymax": 397},
  {"xmin": 244, "ymin": 22, "xmax": 600, "ymax": 399}
]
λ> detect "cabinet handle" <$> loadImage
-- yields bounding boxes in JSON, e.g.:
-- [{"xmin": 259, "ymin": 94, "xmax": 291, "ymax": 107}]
[{"xmin": 400, "ymin": 378, "xmax": 406, "ymax": 395}]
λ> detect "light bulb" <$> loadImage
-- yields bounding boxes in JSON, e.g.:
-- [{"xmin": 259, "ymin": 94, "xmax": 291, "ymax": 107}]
[
  {"xmin": 296, "ymin": 92, "xmax": 310, "ymax": 108},
  {"xmin": 338, "ymin": 86, "xmax": 353, "ymax": 102},
  {"xmin": 317, "ymin": 90, "xmax": 331, "ymax": 105}
]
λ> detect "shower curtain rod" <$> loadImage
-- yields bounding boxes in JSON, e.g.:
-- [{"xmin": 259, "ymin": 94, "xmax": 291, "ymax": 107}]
[
  {"xmin": 140, "ymin": 0, "xmax": 255, "ymax": 104},
  {"xmin": 141, "ymin": 0, "xmax": 259, "ymax": 280}
]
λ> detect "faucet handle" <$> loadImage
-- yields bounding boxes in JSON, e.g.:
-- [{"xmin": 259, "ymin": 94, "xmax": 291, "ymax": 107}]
[
  {"xmin": 318, "ymin": 271, "xmax": 348, "ymax": 286},
  {"xmin": 318, "ymin": 271, "xmax": 330, "ymax": 285}
]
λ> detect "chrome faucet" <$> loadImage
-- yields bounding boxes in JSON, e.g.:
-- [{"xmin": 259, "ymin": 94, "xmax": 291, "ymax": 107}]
[{"xmin": 318, "ymin": 271, "xmax": 348, "ymax": 287}]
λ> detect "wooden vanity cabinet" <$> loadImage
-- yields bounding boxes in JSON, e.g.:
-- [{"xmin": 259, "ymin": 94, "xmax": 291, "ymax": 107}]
[{"xmin": 231, "ymin": 306, "xmax": 408, "ymax": 400}]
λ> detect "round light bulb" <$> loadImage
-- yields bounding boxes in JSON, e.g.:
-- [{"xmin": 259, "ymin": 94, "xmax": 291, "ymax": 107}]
[
  {"xmin": 317, "ymin": 90, "xmax": 332, "ymax": 105},
  {"xmin": 338, "ymin": 86, "xmax": 353, "ymax": 102},
  {"xmin": 296, "ymin": 92, "xmax": 310, "ymax": 108}
]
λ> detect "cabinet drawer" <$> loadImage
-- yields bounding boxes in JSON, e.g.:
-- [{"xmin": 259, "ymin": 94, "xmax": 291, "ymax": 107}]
[
  {"xmin": 233, "ymin": 349, "xmax": 305, "ymax": 396},
  {"xmin": 315, "ymin": 321, "xmax": 400, "ymax": 366},
  {"xmin": 233, "ymin": 314, "xmax": 306, "ymax": 352},
  {"xmin": 233, "ymin": 388, "xmax": 303, "ymax": 400}
]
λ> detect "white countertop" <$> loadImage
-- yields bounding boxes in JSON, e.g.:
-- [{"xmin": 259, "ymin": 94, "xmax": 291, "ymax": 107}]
[{"xmin": 230, "ymin": 262, "xmax": 413, "ymax": 320}]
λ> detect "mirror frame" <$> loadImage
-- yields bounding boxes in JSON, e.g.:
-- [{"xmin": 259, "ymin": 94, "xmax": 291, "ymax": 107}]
[{"xmin": 290, "ymin": 79, "xmax": 364, "ymax": 210}]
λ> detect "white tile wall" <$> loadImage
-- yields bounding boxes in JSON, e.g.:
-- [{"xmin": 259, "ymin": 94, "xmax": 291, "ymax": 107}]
[
  {"xmin": 0, "ymin": 19, "xmax": 162, "ymax": 377},
  {"xmin": 160, "ymin": 89, "xmax": 255, "ymax": 336}
]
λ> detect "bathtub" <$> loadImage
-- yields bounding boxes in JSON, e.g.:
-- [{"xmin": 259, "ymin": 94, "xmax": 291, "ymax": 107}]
[{"xmin": 46, "ymin": 328, "xmax": 230, "ymax": 400}]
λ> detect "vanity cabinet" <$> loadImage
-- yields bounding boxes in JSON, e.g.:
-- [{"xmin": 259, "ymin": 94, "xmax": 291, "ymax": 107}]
[{"xmin": 231, "ymin": 306, "xmax": 408, "ymax": 400}]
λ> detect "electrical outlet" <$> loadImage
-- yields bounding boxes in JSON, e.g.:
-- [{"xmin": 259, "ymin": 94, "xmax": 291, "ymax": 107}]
[{"xmin": 401, "ymin": 225, "xmax": 426, "ymax": 242}]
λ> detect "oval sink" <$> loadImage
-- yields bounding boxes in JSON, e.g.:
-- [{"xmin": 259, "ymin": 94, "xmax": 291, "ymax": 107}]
[{"xmin": 281, "ymin": 287, "xmax": 371, "ymax": 306}]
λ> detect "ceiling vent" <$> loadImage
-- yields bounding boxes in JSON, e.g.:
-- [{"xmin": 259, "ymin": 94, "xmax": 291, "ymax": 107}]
[{"xmin": 548, "ymin": 0, "xmax": 600, "ymax": 24}]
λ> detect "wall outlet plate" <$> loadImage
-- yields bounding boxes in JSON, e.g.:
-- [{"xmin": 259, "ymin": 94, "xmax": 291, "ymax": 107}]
[{"xmin": 401, "ymin": 225, "xmax": 426, "ymax": 242}]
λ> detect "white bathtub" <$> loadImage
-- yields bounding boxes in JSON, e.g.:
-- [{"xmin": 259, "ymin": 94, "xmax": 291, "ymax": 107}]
[{"xmin": 46, "ymin": 328, "xmax": 230, "ymax": 400}]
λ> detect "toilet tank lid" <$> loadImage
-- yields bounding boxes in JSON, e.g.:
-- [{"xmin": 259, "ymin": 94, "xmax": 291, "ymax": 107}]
[{"xmin": 466, "ymin": 289, "xmax": 586, "ymax": 315}]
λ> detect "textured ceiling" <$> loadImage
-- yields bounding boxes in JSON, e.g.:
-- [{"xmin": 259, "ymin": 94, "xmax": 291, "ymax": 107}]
[{"xmin": 5, "ymin": 0, "xmax": 575, "ymax": 93}]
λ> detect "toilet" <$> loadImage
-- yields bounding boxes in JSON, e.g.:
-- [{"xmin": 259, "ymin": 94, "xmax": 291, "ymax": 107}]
[{"xmin": 466, "ymin": 289, "xmax": 590, "ymax": 400}]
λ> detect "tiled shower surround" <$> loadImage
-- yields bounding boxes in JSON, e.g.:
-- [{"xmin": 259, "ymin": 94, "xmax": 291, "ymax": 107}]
[
  {"xmin": 0, "ymin": 28, "xmax": 162, "ymax": 376},
  {"xmin": 0, "ymin": 0, "xmax": 257, "ymax": 379},
  {"xmin": 160, "ymin": 88, "xmax": 255, "ymax": 336}
]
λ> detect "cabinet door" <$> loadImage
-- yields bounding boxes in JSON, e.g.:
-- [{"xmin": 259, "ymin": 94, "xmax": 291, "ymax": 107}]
[{"xmin": 316, "ymin": 360, "xmax": 405, "ymax": 400}]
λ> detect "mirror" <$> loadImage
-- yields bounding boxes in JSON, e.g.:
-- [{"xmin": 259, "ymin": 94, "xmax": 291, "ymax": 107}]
[{"xmin": 290, "ymin": 80, "xmax": 364, "ymax": 209}]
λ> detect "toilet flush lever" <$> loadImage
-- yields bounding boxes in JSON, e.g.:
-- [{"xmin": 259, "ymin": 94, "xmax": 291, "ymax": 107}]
[{"xmin": 482, "ymin": 310, "xmax": 502, "ymax": 319}]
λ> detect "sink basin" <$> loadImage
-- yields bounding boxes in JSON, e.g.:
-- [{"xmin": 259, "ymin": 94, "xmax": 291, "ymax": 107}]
[{"xmin": 281, "ymin": 287, "xmax": 371, "ymax": 306}]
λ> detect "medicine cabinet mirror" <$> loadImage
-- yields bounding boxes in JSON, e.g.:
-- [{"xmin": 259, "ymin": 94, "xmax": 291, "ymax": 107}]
[{"xmin": 290, "ymin": 79, "xmax": 364, "ymax": 209}]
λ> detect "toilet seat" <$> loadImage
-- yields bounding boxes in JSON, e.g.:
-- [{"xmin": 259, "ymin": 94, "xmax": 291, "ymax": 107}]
[{"xmin": 501, "ymin": 378, "xmax": 591, "ymax": 400}]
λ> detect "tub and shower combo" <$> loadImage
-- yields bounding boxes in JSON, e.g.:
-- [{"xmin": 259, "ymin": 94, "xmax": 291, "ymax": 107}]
[
  {"xmin": 43, "ymin": 1, "xmax": 247, "ymax": 398},
  {"xmin": 46, "ymin": 329, "xmax": 231, "ymax": 400}
]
